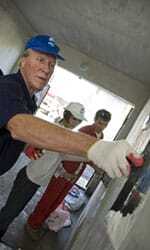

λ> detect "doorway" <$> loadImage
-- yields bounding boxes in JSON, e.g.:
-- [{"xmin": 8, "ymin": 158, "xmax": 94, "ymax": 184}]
[{"xmin": 36, "ymin": 65, "xmax": 134, "ymax": 189}]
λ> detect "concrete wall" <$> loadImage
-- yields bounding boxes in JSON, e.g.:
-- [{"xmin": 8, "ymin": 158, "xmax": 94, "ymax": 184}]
[
  {"xmin": 119, "ymin": 192, "xmax": 150, "ymax": 250},
  {"xmin": 0, "ymin": 0, "xmax": 33, "ymax": 74},
  {"xmin": 128, "ymin": 98, "xmax": 150, "ymax": 145}
]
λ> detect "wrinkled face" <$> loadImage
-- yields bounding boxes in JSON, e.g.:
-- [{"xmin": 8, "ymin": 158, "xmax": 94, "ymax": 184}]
[
  {"xmin": 94, "ymin": 118, "xmax": 109, "ymax": 133},
  {"xmin": 20, "ymin": 49, "xmax": 56, "ymax": 94}
]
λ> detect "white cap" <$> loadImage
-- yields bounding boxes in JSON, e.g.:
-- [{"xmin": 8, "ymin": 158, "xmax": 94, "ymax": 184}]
[{"xmin": 65, "ymin": 102, "xmax": 86, "ymax": 121}]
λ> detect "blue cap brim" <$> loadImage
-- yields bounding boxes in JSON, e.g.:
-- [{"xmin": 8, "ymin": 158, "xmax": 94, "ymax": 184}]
[{"xmin": 27, "ymin": 46, "xmax": 65, "ymax": 61}]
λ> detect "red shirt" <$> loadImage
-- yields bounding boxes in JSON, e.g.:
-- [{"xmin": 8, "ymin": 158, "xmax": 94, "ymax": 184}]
[{"xmin": 62, "ymin": 124, "xmax": 102, "ymax": 178}]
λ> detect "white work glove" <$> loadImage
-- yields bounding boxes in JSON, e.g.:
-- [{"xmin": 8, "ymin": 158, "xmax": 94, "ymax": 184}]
[{"xmin": 87, "ymin": 140, "xmax": 142, "ymax": 178}]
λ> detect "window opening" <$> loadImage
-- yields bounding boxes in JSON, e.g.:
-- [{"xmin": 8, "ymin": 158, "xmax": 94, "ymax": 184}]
[{"xmin": 36, "ymin": 65, "xmax": 134, "ymax": 189}]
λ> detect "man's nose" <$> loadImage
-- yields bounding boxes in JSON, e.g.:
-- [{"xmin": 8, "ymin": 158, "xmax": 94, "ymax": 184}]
[{"xmin": 42, "ymin": 62, "xmax": 52, "ymax": 74}]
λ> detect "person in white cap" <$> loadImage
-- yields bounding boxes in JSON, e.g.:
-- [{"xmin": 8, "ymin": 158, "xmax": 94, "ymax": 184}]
[
  {"xmin": 56, "ymin": 102, "xmax": 86, "ymax": 128},
  {"xmin": 0, "ymin": 102, "xmax": 86, "ymax": 240},
  {"xmin": 0, "ymin": 34, "xmax": 142, "ymax": 239},
  {"xmin": 25, "ymin": 109, "xmax": 111, "ymax": 239}
]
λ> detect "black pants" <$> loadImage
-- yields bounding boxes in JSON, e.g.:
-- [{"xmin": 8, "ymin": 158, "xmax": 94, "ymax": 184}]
[{"xmin": 0, "ymin": 167, "xmax": 39, "ymax": 233}]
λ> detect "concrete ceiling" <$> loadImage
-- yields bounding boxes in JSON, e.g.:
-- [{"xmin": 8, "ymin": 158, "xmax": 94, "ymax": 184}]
[{"xmin": 13, "ymin": 0, "xmax": 150, "ymax": 89}]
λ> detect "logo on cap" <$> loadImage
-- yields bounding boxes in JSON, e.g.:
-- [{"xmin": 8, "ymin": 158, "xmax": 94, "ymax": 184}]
[{"xmin": 48, "ymin": 37, "xmax": 55, "ymax": 47}]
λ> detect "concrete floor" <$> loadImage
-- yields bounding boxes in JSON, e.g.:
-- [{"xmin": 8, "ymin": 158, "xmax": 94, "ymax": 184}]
[{"xmin": 0, "ymin": 159, "xmax": 86, "ymax": 250}]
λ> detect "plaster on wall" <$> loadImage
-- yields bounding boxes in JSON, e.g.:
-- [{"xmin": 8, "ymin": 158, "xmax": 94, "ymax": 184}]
[{"xmin": 0, "ymin": 0, "xmax": 33, "ymax": 73}]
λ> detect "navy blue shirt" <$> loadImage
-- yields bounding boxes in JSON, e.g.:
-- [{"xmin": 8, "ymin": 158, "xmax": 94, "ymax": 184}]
[{"xmin": 0, "ymin": 71, "xmax": 37, "ymax": 175}]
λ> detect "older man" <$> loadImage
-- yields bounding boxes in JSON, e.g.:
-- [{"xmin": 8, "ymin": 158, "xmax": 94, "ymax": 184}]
[
  {"xmin": 0, "ymin": 34, "xmax": 139, "ymax": 177},
  {"xmin": 0, "ymin": 34, "xmax": 142, "ymax": 239}
]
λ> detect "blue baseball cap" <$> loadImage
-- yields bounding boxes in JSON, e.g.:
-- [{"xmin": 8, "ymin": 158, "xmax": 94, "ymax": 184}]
[{"xmin": 25, "ymin": 35, "xmax": 64, "ymax": 60}]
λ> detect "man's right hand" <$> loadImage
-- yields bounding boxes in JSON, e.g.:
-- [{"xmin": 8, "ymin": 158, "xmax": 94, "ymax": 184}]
[{"xmin": 87, "ymin": 140, "xmax": 143, "ymax": 178}]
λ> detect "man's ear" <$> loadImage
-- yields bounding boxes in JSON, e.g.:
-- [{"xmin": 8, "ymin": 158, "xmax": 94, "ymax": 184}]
[{"xmin": 20, "ymin": 57, "xmax": 26, "ymax": 69}]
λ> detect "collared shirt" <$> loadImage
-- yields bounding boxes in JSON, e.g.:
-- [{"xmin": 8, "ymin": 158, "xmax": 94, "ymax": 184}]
[
  {"xmin": 0, "ymin": 71, "xmax": 37, "ymax": 175},
  {"xmin": 80, "ymin": 124, "xmax": 104, "ymax": 139}
]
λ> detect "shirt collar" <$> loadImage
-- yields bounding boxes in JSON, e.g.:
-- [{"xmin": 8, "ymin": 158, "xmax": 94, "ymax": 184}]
[{"xmin": 16, "ymin": 71, "xmax": 37, "ymax": 113}]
